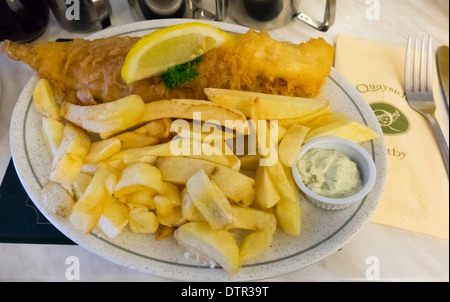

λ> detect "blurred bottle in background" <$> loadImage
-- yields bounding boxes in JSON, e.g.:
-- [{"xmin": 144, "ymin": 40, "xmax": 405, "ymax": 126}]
[
  {"xmin": 128, "ymin": 0, "xmax": 186, "ymax": 20},
  {"xmin": 128, "ymin": 0, "xmax": 227, "ymax": 21},
  {"xmin": 46, "ymin": 0, "xmax": 112, "ymax": 33},
  {"xmin": 0, "ymin": 0, "xmax": 49, "ymax": 43}
]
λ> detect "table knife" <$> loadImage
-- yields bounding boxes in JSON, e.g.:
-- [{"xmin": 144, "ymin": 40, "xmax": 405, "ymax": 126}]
[{"xmin": 437, "ymin": 46, "xmax": 449, "ymax": 107}]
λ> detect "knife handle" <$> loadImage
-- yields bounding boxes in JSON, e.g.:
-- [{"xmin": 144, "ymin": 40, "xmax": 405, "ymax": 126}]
[{"xmin": 425, "ymin": 113, "xmax": 449, "ymax": 177}]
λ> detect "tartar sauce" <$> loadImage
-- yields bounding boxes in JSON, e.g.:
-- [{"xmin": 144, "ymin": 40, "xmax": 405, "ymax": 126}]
[{"xmin": 297, "ymin": 148, "xmax": 363, "ymax": 198}]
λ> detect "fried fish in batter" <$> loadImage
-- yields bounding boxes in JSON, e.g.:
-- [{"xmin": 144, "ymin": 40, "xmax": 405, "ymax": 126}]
[{"xmin": 1, "ymin": 30, "xmax": 334, "ymax": 105}]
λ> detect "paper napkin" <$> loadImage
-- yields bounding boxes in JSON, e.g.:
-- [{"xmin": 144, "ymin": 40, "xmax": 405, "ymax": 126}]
[
  {"xmin": 335, "ymin": 35, "xmax": 449, "ymax": 239},
  {"xmin": 0, "ymin": 160, "xmax": 74, "ymax": 244}
]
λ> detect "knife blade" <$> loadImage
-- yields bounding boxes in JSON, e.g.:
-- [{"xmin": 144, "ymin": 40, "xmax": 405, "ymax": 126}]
[{"xmin": 437, "ymin": 46, "xmax": 449, "ymax": 107}]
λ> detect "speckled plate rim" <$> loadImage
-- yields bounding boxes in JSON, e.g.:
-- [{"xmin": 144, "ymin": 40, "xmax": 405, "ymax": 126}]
[{"xmin": 10, "ymin": 19, "xmax": 387, "ymax": 281}]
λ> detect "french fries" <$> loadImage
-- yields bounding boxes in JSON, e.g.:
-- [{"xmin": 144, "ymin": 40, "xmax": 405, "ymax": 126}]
[
  {"xmin": 250, "ymin": 97, "xmax": 301, "ymax": 235},
  {"xmin": 50, "ymin": 123, "xmax": 91, "ymax": 185},
  {"xmin": 205, "ymin": 88, "xmax": 330, "ymax": 120},
  {"xmin": 157, "ymin": 157, "xmax": 254, "ymax": 207},
  {"xmin": 304, "ymin": 120, "xmax": 379, "ymax": 143},
  {"xmin": 209, "ymin": 165, "xmax": 255, "ymax": 207},
  {"xmin": 114, "ymin": 163, "xmax": 163, "ymax": 197},
  {"xmin": 113, "ymin": 118, "xmax": 172, "ymax": 149},
  {"xmin": 72, "ymin": 172, "xmax": 92, "ymax": 200},
  {"xmin": 70, "ymin": 164, "xmax": 113, "ymax": 233},
  {"xmin": 97, "ymin": 196, "xmax": 129, "ymax": 238},
  {"xmin": 275, "ymin": 165, "xmax": 301, "ymax": 235},
  {"xmin": 41, "ymin": 117, "xmax": 64, "ymax": 157},
  {"xmin": 41, "ymin": 181, "xmax": 75, "ymax": 218},
  {"xmin": 171, "ymin": 120, "xmax": 235, "ymax": 142},
  {"xmin": 174, "ymin": 222, "xmax": 241, "ymax": 275},
  {"xmin": 229, "ymin": 205, "xmax": 277, "ymax": 234},
  {"xmin": 239, "ymin": 230, "xmax": 273, "ymax": 262},
  {"xmin": 157, "ymin": 157, "xmax": 217, "ymax": 184},
  {"xmin": 126, "ymin": 189, "xmax": 156, "ymax": 209},
  {"xmin": 60, "ymin": 95, "xmax": 146, "ymax": 135},
  {"xmin": 254, "ymin": 165, "xmax": 280, "ymax": 209},
  {"xmin": 278, "ymin": 125, "xmax": 310, "ymax": 167},
  {"xmin": 33, "ymin": 78, "xmax": 60, "ymax": 120},
  {"xmin": 35, "ymin": 79, "xmax": 379, "ymax": 275},
  {"xmin": 129, "ymin": 206, "xmax": 159, "ymax": 234},
  {"xmin": 239, "ymin": 154, "xmax": 260, "ymax": 170},
  {"xmin": 96, "ymin": 99, "xmax": 249, "ymax": 138},
  {"xmin": 277, "ymin": 105, "xmax": 331, "ymax": 129},
  {"xmin": 141, "ymin": 99, "xmax": 249, "ymax": 135},
  {"xmin": 85, "ymin": 138, "xmax": 121, "ymax": 164},
  {"xmin": 186, "ymin": 170, "xmax": 233, "ymax": 230},
  {"xmin": 105, "ymin": 138, "xmax": 241, "ymax": 171}
]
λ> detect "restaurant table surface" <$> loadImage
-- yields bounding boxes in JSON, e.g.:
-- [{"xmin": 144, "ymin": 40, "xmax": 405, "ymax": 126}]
[{"xmin": 0, "ymin": 0, "xmax": 448, "ymax": 282}]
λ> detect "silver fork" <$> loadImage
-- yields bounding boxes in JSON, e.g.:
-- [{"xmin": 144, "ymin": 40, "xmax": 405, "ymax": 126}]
[{"xmin": 405, "ymin": 36, "xmax": 449, "ymax": 176}]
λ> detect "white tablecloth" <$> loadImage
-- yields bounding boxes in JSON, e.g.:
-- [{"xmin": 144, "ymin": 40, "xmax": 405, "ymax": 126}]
[{"xmin": 0, "ymin": 0, "xmax": 448, "ymax": 282}]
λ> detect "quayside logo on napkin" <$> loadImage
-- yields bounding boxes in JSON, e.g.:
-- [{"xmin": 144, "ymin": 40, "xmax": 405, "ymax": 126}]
[
  {"xmin": 356, "ymin": 83, "xmax": 406, "ymax": 98},
  {"xmin": 370, "ymin": 102, "xmax": 410, "ymax": 135}
]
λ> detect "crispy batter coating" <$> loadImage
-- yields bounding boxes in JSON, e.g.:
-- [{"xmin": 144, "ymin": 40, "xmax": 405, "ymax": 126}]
[
  {"xmin": 200, "ymin": 30, "xmax": 334, "ymax": 97},
  {"xmin": 1, "ymin": 30, "xmax": 334, "ymax": 105},
  {"xmin": 2, "ymin": 36, "xmax": 138, "ymax": 105}
]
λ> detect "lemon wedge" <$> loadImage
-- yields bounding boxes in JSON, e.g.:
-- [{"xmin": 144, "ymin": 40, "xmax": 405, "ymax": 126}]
[{"xmin": 121, "ymin": 22, "xmax": 231, "ymax": 84}]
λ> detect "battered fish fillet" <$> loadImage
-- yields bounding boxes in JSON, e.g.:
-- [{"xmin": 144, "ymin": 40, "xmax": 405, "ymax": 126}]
[{"xmin": 1, "ymin": 30, "xmax": 334, "ymax": 105}]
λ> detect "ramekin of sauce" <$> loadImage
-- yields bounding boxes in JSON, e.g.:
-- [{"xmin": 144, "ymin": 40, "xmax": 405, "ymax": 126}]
[{"xmin": 292, "ymin": 136, "xmax": 376, "ymax": 210}]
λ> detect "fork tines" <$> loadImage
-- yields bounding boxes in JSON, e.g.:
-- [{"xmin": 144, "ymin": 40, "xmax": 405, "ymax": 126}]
[
  {"xmin": 405, "ymin": 35, "xmax": 433, "ymax": 97},
  {"xmin": 404, "ymin": 35, "xmax": 449, "ymax": 176}
]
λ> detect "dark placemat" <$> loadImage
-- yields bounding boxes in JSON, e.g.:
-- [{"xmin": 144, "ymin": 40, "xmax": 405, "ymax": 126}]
[{"xmin": 0, "ymin": 159, "xmax": 75, "ymax": 245}]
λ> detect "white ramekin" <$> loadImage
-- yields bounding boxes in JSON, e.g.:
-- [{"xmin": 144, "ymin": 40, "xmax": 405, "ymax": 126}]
[{"xmin": 292, "ymin": 136, "xmax": 376, "ymax": 210}]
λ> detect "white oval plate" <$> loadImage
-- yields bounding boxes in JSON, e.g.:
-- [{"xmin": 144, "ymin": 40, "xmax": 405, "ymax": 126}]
[{"xmin": 10, "ymin": 19, "xmax": 387, "ymax": 281}]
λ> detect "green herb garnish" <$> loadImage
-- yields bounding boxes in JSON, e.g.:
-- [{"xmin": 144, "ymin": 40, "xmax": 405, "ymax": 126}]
[{"xmin": 162, "ymin": 56, "xmax": 202, "ymax": 90}]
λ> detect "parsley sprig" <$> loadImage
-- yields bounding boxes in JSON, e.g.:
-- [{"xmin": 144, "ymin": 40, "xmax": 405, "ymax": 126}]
[{"xmin": 162, "ymin": 56, "xmax": 202, "ymax": 90}]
